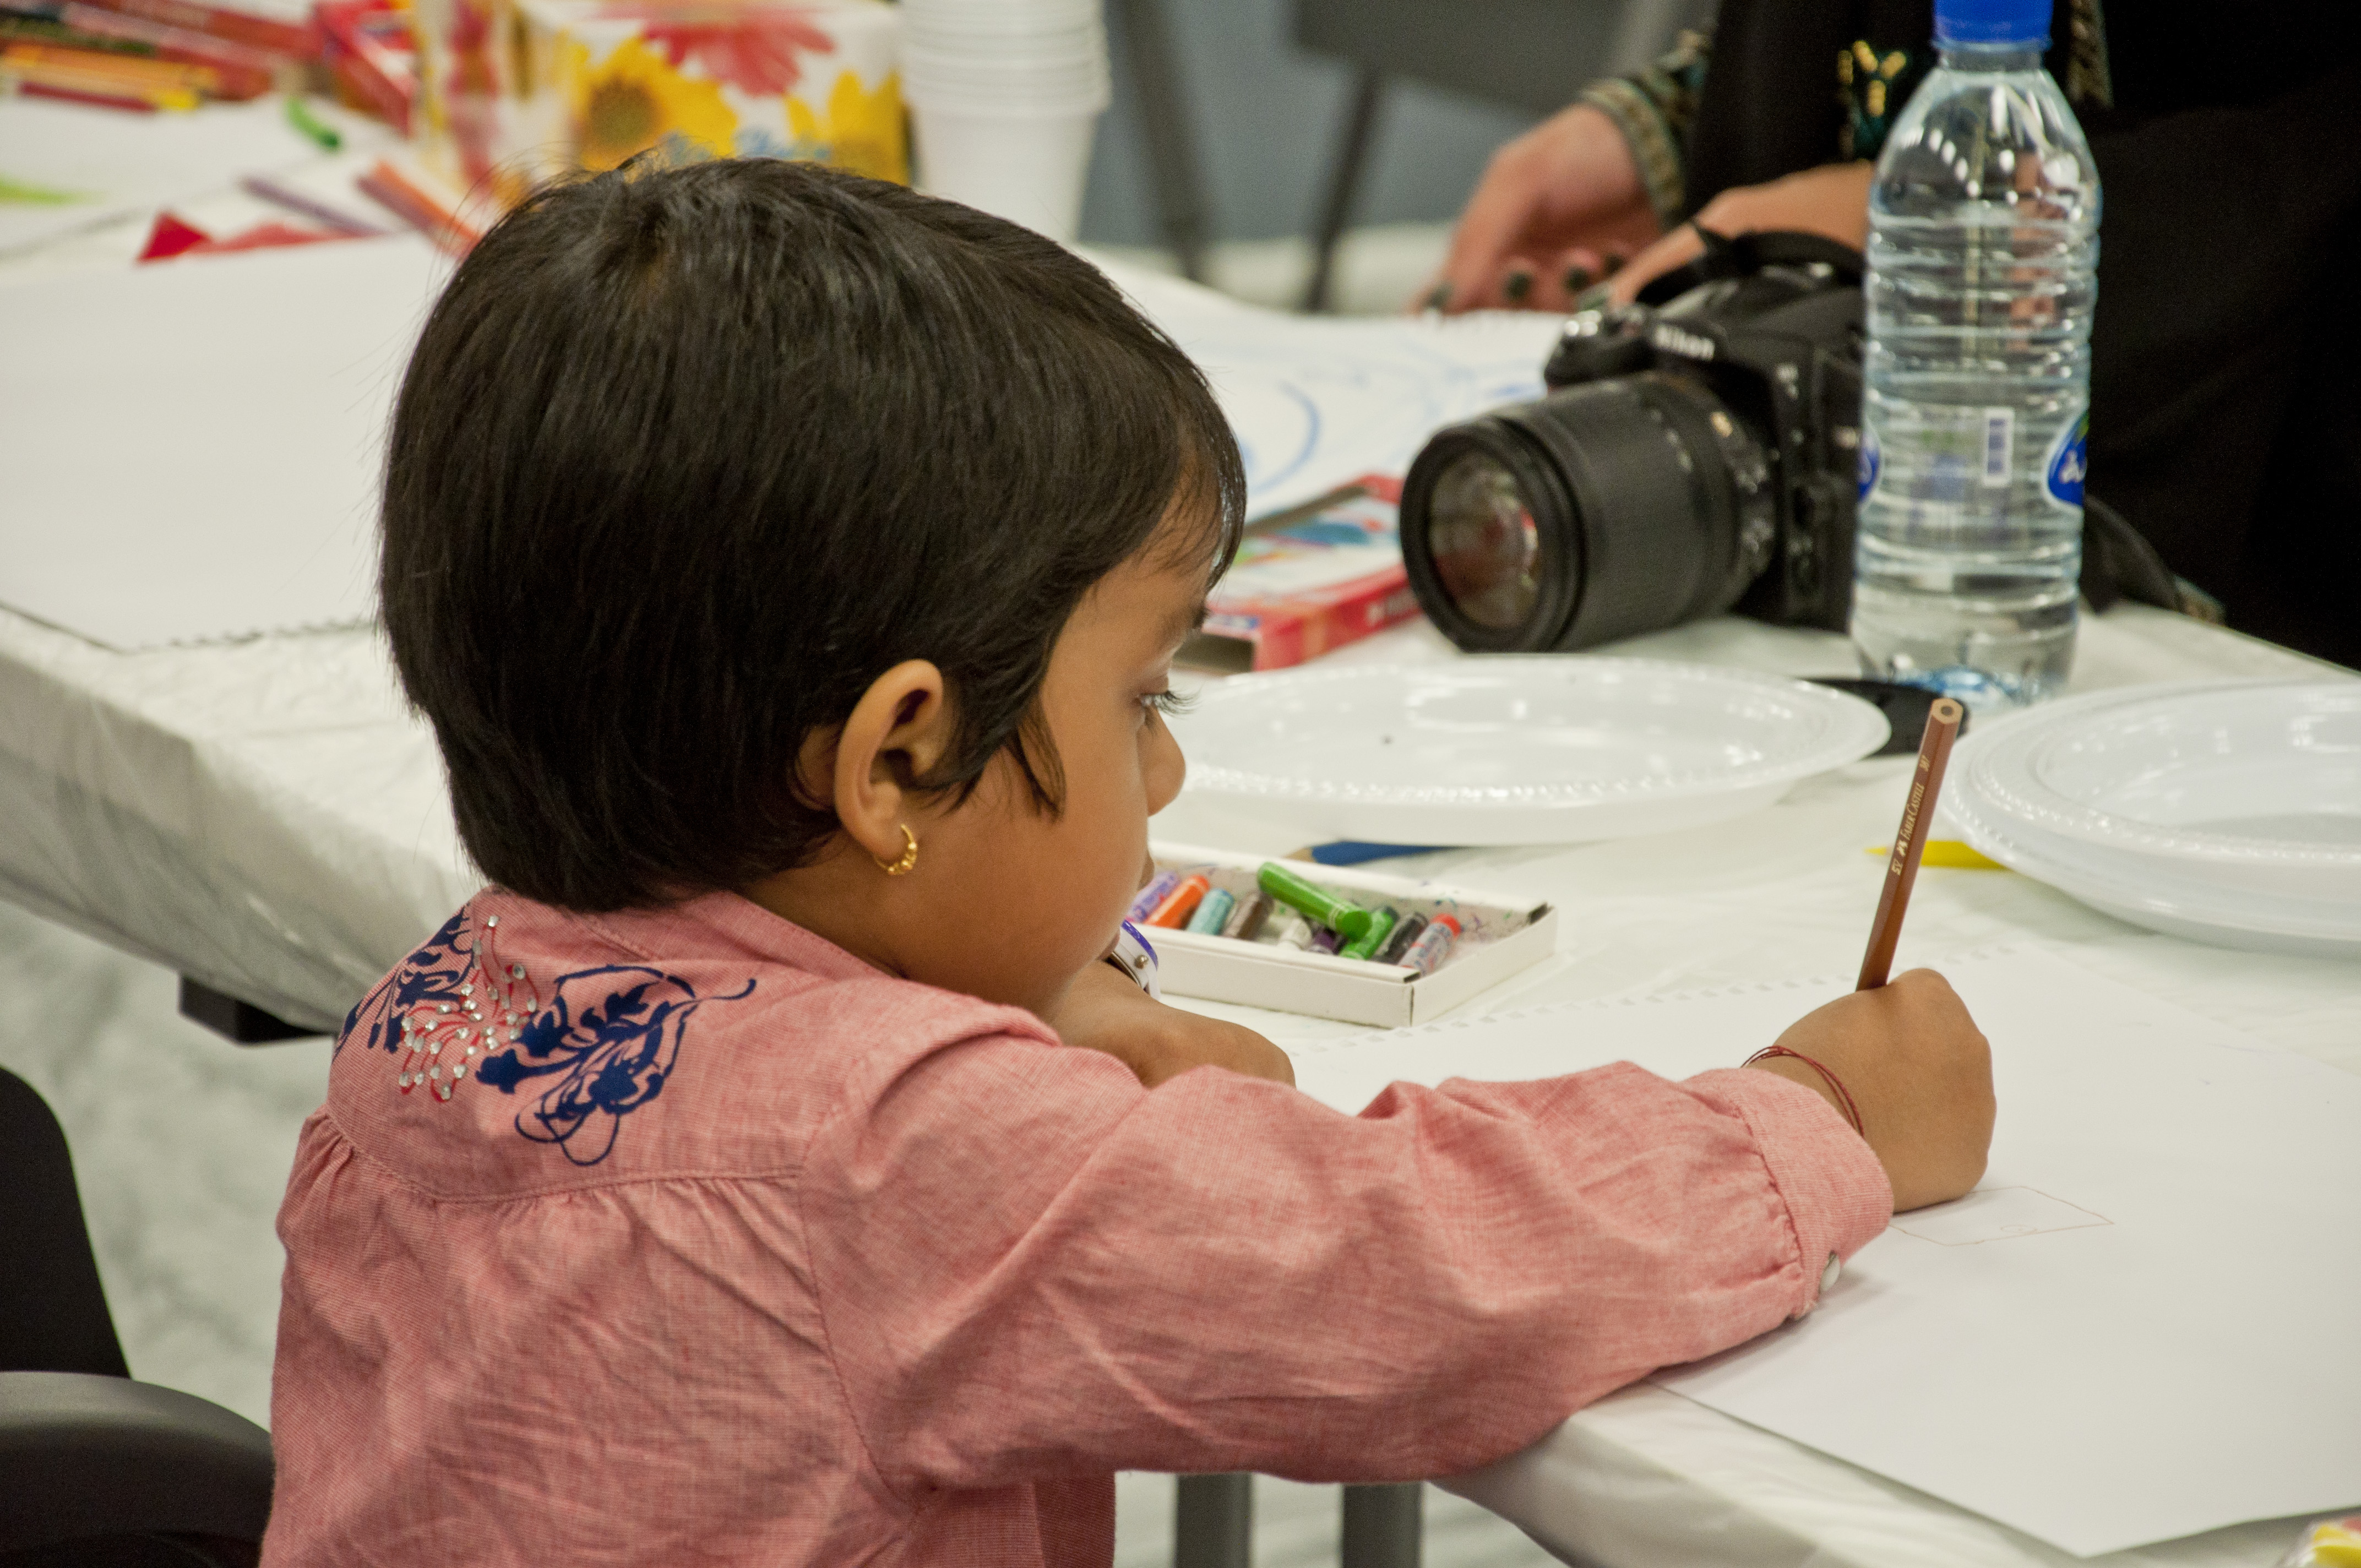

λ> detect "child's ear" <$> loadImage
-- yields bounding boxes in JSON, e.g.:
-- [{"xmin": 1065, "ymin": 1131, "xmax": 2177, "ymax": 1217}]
[{"xmin": 821, "ymin": 660, "xmax": 953, "ymax": 865}]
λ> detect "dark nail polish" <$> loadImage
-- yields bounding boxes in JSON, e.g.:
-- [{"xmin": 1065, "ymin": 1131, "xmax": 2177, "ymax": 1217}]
[
  {"xmin": 1502, "ymin": 269, "xmax": 1533, "ymax": 303},
  {"xmin": 1423, "ymin": 281, "xmax": 1452, "ymax": 310},
  {"xmin": 1601, "ymin": 253, "xmax": 1626, "ymax": 277},
  {"xmin": 1562, "ymin": 263, "xmax": 1595, "ymax": 294}
]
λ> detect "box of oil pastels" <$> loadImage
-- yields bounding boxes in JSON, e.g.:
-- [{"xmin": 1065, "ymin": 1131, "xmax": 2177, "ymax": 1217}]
[{"xmin": 1136, "ymin": 841, "xmax": 1557, "ymax": 1028}]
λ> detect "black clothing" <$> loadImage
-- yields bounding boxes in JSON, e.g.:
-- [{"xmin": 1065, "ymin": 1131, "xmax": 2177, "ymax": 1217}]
[{"xmin": 1684, "ymin": 0, "xmax": 2361, "ymax": 667}]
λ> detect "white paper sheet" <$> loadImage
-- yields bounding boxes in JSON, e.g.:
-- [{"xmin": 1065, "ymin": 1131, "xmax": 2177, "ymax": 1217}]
[
  {"xmin": 0, "ymin": 234, "xmax": 446, "ymax": 649},
  {"xmin": 0, "ymin": 96, "xmax": 328, "ymax": 256},
  {"xmin": 1106, "ymin": 265, "xmax": 1565, "ymax": 518},
  {"xmin": 2, "ymin": 239, "xmax": 1551, "ymax": 648},
  {"xmin": 1287, "ymin": 947, "xmax": 2361, "ymax": 1559}
]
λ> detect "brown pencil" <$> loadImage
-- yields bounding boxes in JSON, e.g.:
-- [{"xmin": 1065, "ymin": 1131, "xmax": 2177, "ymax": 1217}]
[{"xmin": 1858, "ymin": 696, "xmax": 1966, "ymax": 990}]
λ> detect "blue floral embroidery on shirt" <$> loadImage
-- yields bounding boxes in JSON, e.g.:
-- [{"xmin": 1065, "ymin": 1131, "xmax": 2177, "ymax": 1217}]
[
  {"xmin": 339, "ymin": 908, "xmax": 475, "ymax": 1058},
  {"xmin": 474, "ymin": 965, "xmax": 755, "ymax": 1167}
]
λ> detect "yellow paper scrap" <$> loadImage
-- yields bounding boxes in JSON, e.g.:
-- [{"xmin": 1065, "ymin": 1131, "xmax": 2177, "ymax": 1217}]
[{"xmin": 1865, "ymin": 840, "xmax": 2006, "ymax": 870}]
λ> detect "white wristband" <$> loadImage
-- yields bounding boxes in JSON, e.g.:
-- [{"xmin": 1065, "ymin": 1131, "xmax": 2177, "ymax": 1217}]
[{"xmin": 1106, "ymin": 919, "xmax": 1160, "ymax": 1000}]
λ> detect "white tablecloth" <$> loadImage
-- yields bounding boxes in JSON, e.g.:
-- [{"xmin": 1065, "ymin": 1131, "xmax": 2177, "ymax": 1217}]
[
  {"xmin": 2, "ymin": 589, "xmax": 2354, "ymax": 1565},
  {"xmin": 1147, "ymin": 611, "xmax": 2361, "ymax": 1568},
  {"xmin": 0, "ymin": 612, "xmax": 472, "ymax": 1031}
]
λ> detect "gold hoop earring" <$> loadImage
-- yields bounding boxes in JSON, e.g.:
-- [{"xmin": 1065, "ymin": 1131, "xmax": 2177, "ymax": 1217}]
[{"xmin": 873, "ymin": 824, "xmax": 920, "ymax": 877}]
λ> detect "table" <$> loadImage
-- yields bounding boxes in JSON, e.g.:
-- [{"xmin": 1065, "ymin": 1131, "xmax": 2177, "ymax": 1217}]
[
  {"xmin": 1150, "ymin": 609, "xmax": 2360, "ymax": 1568},
  {"xmin": 2, "ymin": 579, "xmax": 2354, "ymax": 1568},
  {"xmin": 0, "ymin": 612, "xmax": 471, "ymax": 1033}
]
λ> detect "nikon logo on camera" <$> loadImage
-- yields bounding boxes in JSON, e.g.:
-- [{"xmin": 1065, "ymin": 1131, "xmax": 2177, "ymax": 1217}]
[{"xmin": 1650, "ymin": 324, "xmax": 1718, "ymax": 362}]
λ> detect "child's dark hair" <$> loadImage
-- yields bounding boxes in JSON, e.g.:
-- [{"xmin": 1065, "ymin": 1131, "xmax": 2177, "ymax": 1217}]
[{"xmin": 381, "ymin": 158, "xmax": 1245, "ymax": 911}]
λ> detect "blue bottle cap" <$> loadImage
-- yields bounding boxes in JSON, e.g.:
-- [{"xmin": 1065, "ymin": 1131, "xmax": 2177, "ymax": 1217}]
[{"xmin": 1934, "ymin": 0, "xmax": 2051, "ymax": 45}]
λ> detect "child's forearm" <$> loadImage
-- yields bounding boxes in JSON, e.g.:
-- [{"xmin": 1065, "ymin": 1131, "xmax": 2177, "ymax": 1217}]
[
  {"xmin": 1040, "ymin": 957, "xmax": 1293, "ymax": 1087},
  {"xmin": 803, "ymin": 1035, "xmax": 1887, "ymax": 1491}
]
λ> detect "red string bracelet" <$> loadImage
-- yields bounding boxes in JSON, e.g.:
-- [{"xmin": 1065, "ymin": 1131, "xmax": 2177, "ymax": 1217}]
[{"xmin": 1743, "ymin": 1045, "xmax": 1865, "ymax": 1137}]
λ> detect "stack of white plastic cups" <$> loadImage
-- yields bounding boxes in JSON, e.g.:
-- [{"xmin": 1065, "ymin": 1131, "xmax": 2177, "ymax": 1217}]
[{"xmin": 899, "ymin": 0, "xmax": 1111, "ymax": 244}]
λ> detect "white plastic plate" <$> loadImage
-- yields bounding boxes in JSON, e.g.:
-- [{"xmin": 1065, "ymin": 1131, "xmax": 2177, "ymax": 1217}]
[
  {"xmin": 1954, "ymin": 681, "xmax": 2361, "ymax": 903},
  {"xmin": 1945, "ymin": 801, "xmax": 2361, "ymax": 959},
  {"xmin": 1171, "ymin": 657, "xmax": 1891, "ymax": 846}
]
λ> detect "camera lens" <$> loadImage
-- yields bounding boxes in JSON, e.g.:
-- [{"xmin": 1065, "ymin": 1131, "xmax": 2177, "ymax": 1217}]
[
  {"xmin": 1425, "ymin": 451, "xmax": 1542, "ymax": 630},
  {"xmin": 1401, "ymin": 372, "xmax": 1777, "ymax": 652}
]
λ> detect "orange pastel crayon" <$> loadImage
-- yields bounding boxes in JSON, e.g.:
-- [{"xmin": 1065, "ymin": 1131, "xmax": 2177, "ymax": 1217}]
[{"xmin": 1144, "ymin": 873, "xmax": 1210, "ymax": 928}]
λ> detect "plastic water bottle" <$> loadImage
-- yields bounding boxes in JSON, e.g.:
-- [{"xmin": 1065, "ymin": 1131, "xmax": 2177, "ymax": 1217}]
[{"xmin": 1849, "ymin": 0, "xmax": 2099, "ymax": 710}]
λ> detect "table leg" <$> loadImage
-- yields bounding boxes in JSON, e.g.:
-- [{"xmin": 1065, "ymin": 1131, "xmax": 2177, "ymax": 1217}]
[
  {"xmin": 1340, "ymin": 1482, "xmax": 1421, "ymax": 1568},
  {"xmin": 177, "ymin": 977, "xmax": 320, "ymax": 1044},
  {"xmin": 1174, "ymin": 1472, "xmax": 1253, "ymax": 1568}
]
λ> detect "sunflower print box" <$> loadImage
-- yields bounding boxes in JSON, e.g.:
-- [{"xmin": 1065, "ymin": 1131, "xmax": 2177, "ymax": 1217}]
[{"xmin": 410, "ymin": 0, "xmax": 904, "ymax": 210}]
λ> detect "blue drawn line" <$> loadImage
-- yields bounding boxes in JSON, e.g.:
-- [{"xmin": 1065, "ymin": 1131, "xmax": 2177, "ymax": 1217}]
[{"xmin": 1246, "ymin": 379, "xmax": 1323, "ymax": 500}]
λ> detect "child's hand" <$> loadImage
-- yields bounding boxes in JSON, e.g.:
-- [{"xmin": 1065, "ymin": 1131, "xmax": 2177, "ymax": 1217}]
[
  {"xmin": 1044, "ymin": 960, "xmax": 1296, "ymax": 1090},
  {"xmin": 1747, "ymin": 969, "xmax": 1995, "ymax": 1212}
]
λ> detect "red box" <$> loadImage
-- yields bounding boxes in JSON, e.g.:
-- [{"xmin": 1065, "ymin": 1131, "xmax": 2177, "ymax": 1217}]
[{"xmin": 1188, "ymin": 477, "xmax": 1422, "ymax": 673}]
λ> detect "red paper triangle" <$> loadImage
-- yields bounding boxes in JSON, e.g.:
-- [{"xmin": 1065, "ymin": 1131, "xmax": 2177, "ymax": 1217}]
[
  {"xmin": 137, "ymin": 210, "xmax": 213, "ymax": 263},
  {"xmin": 188, "ymin": 221, "xmax": 354, "ymax": 256}
]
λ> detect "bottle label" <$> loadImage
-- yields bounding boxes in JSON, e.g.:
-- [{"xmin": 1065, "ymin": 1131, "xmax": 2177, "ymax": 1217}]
[
  {"xmin": 1980, "ymin": 407, "xmax": 2015, "ymax": 488},
  {"xmin": 2044, "ymin": 408, "xmax": 2089, "ymax": 511},
  {"xmin": 1858, "ymin": 423, "xmax": 1881, "ymax": 502}
]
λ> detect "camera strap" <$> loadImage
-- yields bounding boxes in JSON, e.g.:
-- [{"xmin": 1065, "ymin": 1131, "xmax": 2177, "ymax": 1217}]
[
  {"xmin": 1635, "ymin": 227, "xmax": 1868, "ymax": 307},
  {"xmin": 2082, "ymin": 492, "xmax": 2226, "ymax": 624}
]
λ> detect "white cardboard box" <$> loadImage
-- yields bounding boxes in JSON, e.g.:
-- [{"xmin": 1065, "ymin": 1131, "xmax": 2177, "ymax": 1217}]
[{"xmin": 1144, "ymin": 841, "xmax": 1557, "ymax": 1028}]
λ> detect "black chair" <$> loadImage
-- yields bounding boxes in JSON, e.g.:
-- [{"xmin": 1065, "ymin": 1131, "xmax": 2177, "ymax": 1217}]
[{"xmin": 0, "ymin": 1067, "xmax": 274, "ymax": 1568}]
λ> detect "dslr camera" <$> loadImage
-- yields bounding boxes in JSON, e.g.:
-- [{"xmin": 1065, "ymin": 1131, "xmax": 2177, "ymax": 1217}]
[{"xmin": 1400, "ymin": 231, "xmax": 1866, "ymax": 652}]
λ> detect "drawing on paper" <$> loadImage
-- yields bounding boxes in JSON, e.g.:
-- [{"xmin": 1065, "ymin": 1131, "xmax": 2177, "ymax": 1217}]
[{"xmin": 1890, "ymin": 1185, "xmax": 2112, "ymax": 1246}]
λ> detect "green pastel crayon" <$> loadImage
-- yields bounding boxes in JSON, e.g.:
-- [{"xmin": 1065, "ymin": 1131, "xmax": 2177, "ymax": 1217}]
[
  {"xmin": 1256, "ymin": 862, "xmax": 1374, "ymax": 941},
  {"xmin": 1341, "ymin": 906, "xmax": 1399, "ymax": 961}
]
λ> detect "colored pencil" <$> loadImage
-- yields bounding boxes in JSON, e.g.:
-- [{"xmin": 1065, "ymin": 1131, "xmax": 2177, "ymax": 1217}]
[{"xmin": 1857, "ymin": 696, "xmax": 1965, "ymax": 991}]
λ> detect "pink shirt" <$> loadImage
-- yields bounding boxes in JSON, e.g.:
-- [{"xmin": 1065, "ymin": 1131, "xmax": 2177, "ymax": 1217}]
[{"xmin": 264, "ymin": 889, "xmax": 1888, "ymax": 1567}]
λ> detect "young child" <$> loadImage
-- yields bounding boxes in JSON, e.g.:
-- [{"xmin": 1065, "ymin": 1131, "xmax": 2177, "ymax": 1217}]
[{"xmin": 264, "ymin": 157, "xmax": 1993, "ymax": 1566}]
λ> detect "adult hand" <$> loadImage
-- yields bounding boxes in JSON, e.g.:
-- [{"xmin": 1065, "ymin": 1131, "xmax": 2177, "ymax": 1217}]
[
  {"xmin": 1421, "ymin": 102, "xmax": 1662, "ymax": 314},
  {"xmin": 1607, "ymin": 160, "xmax": 1874, "ymax": 306},
  {"xmin": 1746, "ymin": 968, "xmax": 1994, "ymax": 1212},
  {"xmin": 1045, "ymin": 957, "xmax": 1296, "ymax": 1090}
]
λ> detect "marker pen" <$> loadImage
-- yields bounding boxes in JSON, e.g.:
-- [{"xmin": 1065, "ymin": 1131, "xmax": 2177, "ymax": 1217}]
[
  {"xmin": 1256, "ymin": 862, "xmax": 1374, "ymax": 941},
  {"xmin": 1273, "ymin": 915, "xmax": 1314, "ymax": 950},
  {"xmin": 1308, "ymin": 925, "xmax": 1345, "ymax": 955},
  {"xmin": 1185, "ymin": 888, "xmax": 1237, "ymax": 934},
  {"xmin": 284, "ymin": 94, "xmax": 343, "ymax": 151}
]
